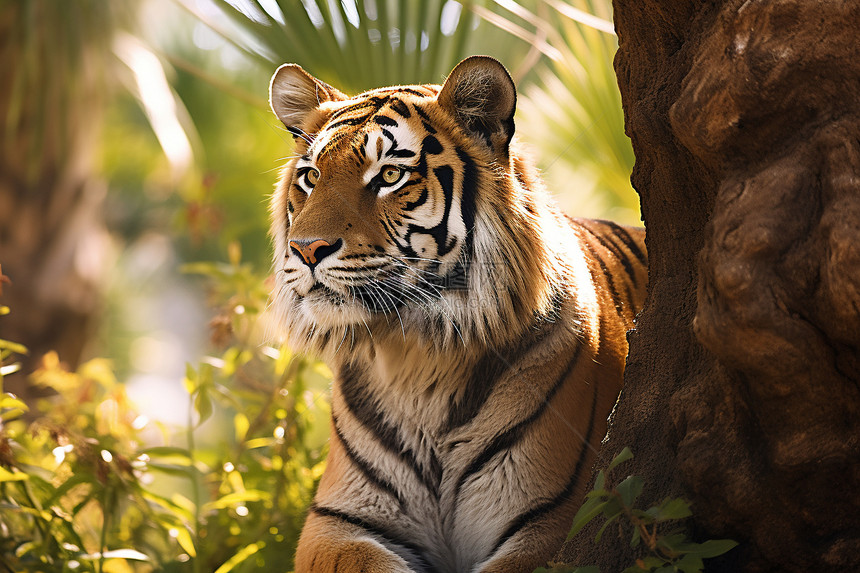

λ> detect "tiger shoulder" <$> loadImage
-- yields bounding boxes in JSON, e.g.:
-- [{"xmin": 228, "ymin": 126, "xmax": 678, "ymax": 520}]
[{"xmin": 267, "ymin": 55, "xmax": 647, "ymax": 573}]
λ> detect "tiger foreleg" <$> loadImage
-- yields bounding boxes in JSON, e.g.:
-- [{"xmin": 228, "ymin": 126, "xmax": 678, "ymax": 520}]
[{"xmin": 294, "ymin": 510, "xmax": 417, "ymax": 573}]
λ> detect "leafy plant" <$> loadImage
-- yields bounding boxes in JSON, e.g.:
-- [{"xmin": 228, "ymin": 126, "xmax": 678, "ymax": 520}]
[
  {"xmin": 537, "ymin": 448, "xmax": 738, "ymax": 573},
  {"xmin": 182, "ymin": 0, "xmax": 536, "ymax": 93},
  {"xmin": 488, "ymin": 0, "xmax": 639, "ymax": 222},
  {"xmin": 0, "ymin": 244, "xmax": 331, "ymax": 572}
]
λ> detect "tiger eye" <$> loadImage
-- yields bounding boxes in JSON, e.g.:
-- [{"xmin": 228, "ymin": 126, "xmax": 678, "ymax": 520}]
[
  {"xmin": 306, "ymin": 169, "xmax": 319, "ymax": 187},
  {"xmin": 381, "ymin": 166, "xmax": 401, "ymax": 184}
]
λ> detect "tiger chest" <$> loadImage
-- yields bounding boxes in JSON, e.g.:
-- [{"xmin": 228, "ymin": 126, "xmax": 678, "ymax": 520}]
[{"xmin": 328, "ymin": 357, "xmax": 554, "ymax": 572}]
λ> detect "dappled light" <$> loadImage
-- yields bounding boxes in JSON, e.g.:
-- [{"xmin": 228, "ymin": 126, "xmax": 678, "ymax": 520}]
[{"xmin": 0, "ymin": 1, "xmax": 639, "ymax": 571}]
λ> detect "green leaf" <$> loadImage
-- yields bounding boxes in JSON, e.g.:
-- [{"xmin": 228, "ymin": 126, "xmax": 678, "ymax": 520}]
[
  {"xmin": 0, "ymin": 392, "xmax": 28, "ymax": 420},
  {"xmin": 146, "ymin": 462, "xmax": 198, "ymax": 477},
  {"xmin": 0, "ymin": 339, "xmax": 28, "ymax": 355},
  {"xmin": 675, "ymin": 553, "xmax": 705, "ymax": 573},
  {"xmin": 183, "ymin": 363, "xmax": 198, "ymax": 394},
  {"xmin": 594, "ymin": 513, "xmax": 619, "ymax": 542},
  {"xmin": 213, "ymin": 541, "xmax": 265, "ymax": 573},
  {"xmin": 194, "ymin": 387, "xmax": 213, "ymax": 426},
  {"xmin": 616, "ymin": 475, "xmax": 644, "ymax": 507},
  {"xmin": 600, "ymin": 496, "xmax": 623, "ymax": 519},
  {"xmin": 568, "ymin": 496, "xmax": 609, "ymax": 540},
  {"xmin": 244, "ymin": 437, "xmax": 276, "ymax": 450},
  {"xmin": 607, "ymin": 447, "xmax": 633, "ymax": 472},
  {"xmin": 204, "ymin": 489, "xmax": 271, "ymax": 511},
  {"xmin": 683, "ymin": 539, "xmax": 738, "ymax": 559},
  {"xmin": 0, "ymin": 466, "xmax": 28, "ymax": 482},
  {"xmin": 139, "ymin": 446, "xmax": 193, "ymax": 461},
  {"xmin": 173, "ymin": 525, "xmax": 196, "ymax": 558},
  {"xmin": 593, "ymin": 469, "xmax": 605, "ymax": 491},
  {"xmin": 141, "ymin": 491, "xmax": 194, "ymax": 521},
  {"xmin": 630, "ymin": 525, "xmax": 641, "ymax": 548},
  {"xmin": 654, "ymin": 497, "xmax": 692, "ymax": 521},
  {"xmin": 657, "ymin": 532, "xmax": 687, "ymax": 553},
  {"xmin": 47, "ymin": 473, "xmax": 92, "ymax": 504},
  {"xmin": 234, "ymin": 412, "xmax": 250, "ymax": 441}
]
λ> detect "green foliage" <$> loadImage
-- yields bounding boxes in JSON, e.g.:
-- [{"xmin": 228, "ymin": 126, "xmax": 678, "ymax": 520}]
[
  {"xmin": 501, "ymin": 0, "xmax": 639, "ymax": 223},
  {"xmin": 0, "ymin": 246, "xmax": 331, "ymax": 572},
  {"xmin": 541, "ymin": 448, "xmax": 738, "ymax": 573},
  {"xmin": 186, "ymin": 0, "xmax": 535, "ymax": 93}
]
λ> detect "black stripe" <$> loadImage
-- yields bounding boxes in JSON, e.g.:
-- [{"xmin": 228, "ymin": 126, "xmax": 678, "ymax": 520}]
[
  {"xmin": 457, "ymin": 147, "xmax": 479, "ymax": 265},
  {"xmin": 286, "ymin": 126, "xmax": 311, "ymax": 141},
  {"xmin": 389, "ymin": 98, "xmax": 411, "ymax": 119},
  {"xmin": 328, "ymin": 97, "xmax": 388, "ymax": 121},
  {"xmin": 340, "ymin": 364, "xmax": 442, "ymax": 497},
  {"xmin": 403, "ymin": 163, "xmax": 457, "ymax": 257},
  {"xmin": 427, "ymin": 166, "xmax": 457, "ymax": 256},
  {"xmin": 388, "ymin": 148, "xmax": 416, "ymax": 158},
  {"xmin": 310, "ymin": 504, "xmax": 432, "ymax": 572},
  {"xmin": 444, "ymin": 325, "xmax": 545, "ymax": 432},
  {"xmin": 579, "ymin": 223, "xmax": 638, "ymax": 289},
  {"xmin": 601, "ymin": 220, "xmax": 647, "ymax": 266},
  {"xmin": 579, "ymin": 238, "xmax": 626, "ymax": 319},
  {"xmin": 453, "ymin": 342, "xmax": 584, "ymax": 500},
  {"xmin": 404, "ymin": 186, "xmax": 428, "ymax": 211},
  {"xmin": 327, "ymin": 114, "xmax": 372, "ymax": 131},
  {"xmin": 395, "ymin": 179, "xmax": 421, "ymax": 197},
  {"xmin": 457, "ymin": 147, "xmax": 478, "ymax": 235},
  {"xmin": 413, "ymin": 105, "xmax": 437, "ymax": 133},
  {"xmin": 374, "ymin": 115, "xmax": 398, "ymax": 127},
  {"xmin": 327, "ymin": 263, "xmax": 390, "ymax": 273},
  {"xmin": 423, "ymin": 135, "xmax": 443, "ymax": 155},
  {"xmin": 445, "ymin": 352, "xmax": 509, "ymax": 433},
  {"xmin": 332, "ymin": 416, "xmax": 404, "ymax": 507},
  {"xmin": 488, "ymin": 378, "xmax": 600, "ymax": 556},
  {"xmin": 398, "ymin": 87, "xmax": 432, "ymax": 97}
]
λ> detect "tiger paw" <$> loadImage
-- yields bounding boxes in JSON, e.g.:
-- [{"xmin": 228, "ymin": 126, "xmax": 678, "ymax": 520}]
[{"xmin": 296, "ymin": 539, "xmax": 416, "ymax": 573}]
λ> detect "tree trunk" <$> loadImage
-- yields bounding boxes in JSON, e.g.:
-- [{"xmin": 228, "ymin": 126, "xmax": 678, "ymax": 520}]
[
  {"xmin": 557, "ymin": 1, "xmax": 860, "ymax": 571},
  {"xmin": 0, "ymin": 3, "xmax": 118, "ymax": 399}
]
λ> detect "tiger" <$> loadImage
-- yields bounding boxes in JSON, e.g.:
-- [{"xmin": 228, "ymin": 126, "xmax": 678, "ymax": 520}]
[{"xmin": 267, "ymin": 56, "xmax": 647, "ymax": 573}]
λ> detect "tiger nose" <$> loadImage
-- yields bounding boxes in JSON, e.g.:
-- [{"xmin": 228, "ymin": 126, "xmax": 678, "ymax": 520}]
[{"xmin": 289, "ymin": 238, "xmax": 342, "ymax": 269}]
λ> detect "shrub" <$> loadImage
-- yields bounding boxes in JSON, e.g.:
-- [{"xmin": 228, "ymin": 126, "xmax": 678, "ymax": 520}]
[{"xmin": 0, "ymin": 247, "xmax": 330, "ymax": 572}]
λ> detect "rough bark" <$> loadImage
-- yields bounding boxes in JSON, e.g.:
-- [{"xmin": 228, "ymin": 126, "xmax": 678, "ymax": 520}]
[{"xmin": 557, "ymin": 1, "xmax": 860, "ymax": 571}]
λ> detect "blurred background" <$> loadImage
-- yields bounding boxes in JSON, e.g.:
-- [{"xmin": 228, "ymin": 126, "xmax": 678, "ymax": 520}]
[{"xmin": 0, "ymin": 1, "xmax": 636, "ymax": 571}]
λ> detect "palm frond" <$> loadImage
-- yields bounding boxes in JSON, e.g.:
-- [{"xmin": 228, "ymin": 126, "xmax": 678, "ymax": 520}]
[
  {"xmin": 490, "ymin": 0, "xmax": 638, "ymax": 221},
  {"xmin": 182, "ymin": 0, "xmax": 536, "ymax": 93}
]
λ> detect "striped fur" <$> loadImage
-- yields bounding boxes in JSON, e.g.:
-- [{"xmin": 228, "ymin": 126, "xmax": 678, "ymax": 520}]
[{"xmin": 268, "ymin": 57, "xmax": 647, "ymax": 573}]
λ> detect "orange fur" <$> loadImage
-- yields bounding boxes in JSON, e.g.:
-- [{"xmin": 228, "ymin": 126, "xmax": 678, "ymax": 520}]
[{"xmin": 268, "ymin": 57, "xmax": 647, "ymax": 573}]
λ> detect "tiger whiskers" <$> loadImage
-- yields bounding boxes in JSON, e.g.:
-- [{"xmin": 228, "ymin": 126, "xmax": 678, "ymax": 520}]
[
  {"xmin": 370, "ymin": 282, "xmax": 406, "ymax": 341},
  {"xmin": 384, "ymin": 269, "xmax": 466, "ymax": 346}
]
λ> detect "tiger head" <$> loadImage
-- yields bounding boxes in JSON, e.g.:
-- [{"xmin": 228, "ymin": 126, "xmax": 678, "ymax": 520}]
[{"xmin": 269, "ymin": 56, "xmax": 566, "ymax": 358}]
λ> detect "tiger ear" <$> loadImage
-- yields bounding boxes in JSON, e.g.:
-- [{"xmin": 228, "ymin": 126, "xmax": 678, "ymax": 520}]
[
  {"xmin": 269, "ymin": 64, "xmax": 347, "ymax": 136},
  {"xmin": 438, "ymin": 56, "xmax": 516, "ymax": 158}
]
